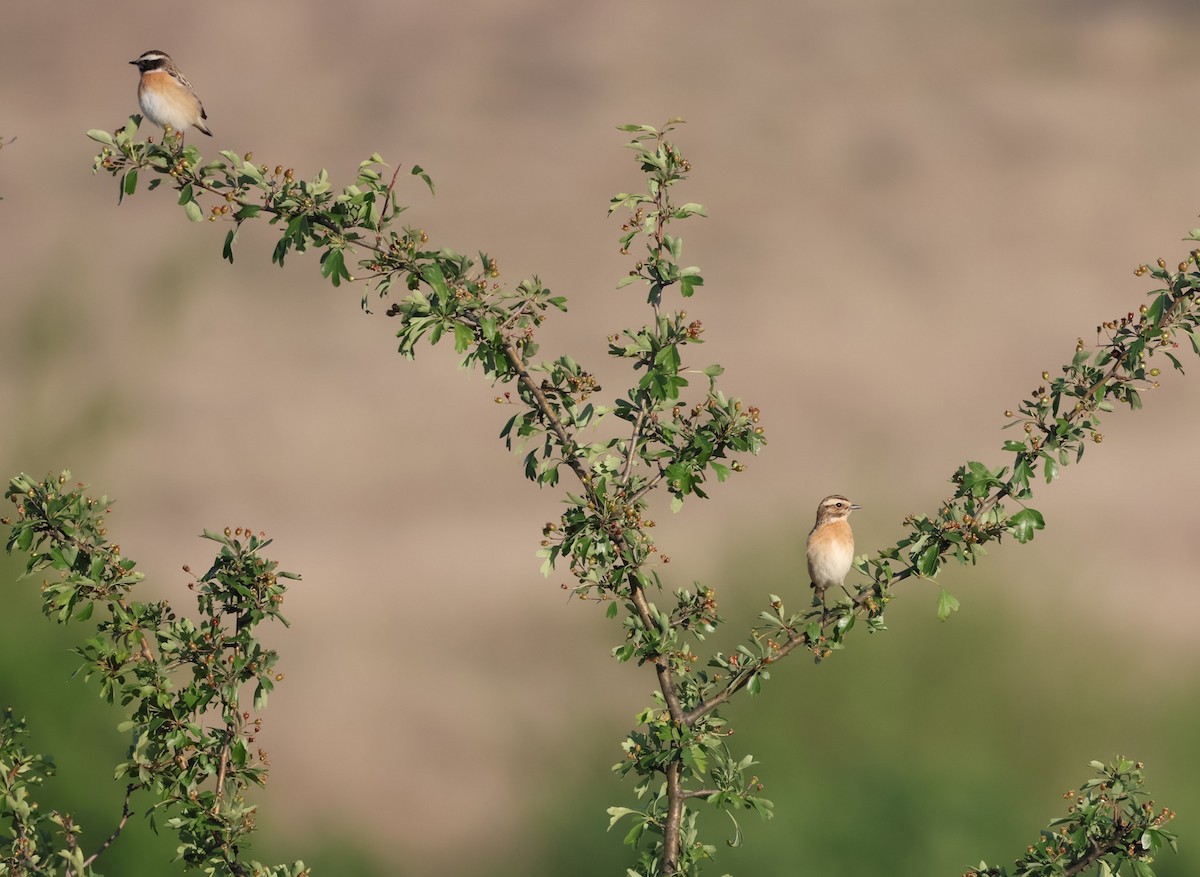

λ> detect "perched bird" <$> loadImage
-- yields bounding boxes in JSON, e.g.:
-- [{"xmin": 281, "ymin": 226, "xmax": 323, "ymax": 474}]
[
  {"xmin": 806, "ymin": 494, "xmax": 860, "ymax": 605},
  {"xmin": 129, "ymin": 50, "xmax": 212, "ymax": 137}
]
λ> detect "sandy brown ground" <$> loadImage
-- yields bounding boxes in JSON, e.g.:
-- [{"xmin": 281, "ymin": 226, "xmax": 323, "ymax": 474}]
[{"xmin": 2, "ymin": 1, "xmax": 1199, "ymax": 871}]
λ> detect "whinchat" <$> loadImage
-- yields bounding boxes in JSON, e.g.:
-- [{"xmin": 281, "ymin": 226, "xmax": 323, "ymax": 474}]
[
  {"xmin": 806, "ymin": 494, "xmax": 860, "ymax": 605},
  {"xmin": 129, "ymin": 50, "xmax": 212, "ymax": 137}
]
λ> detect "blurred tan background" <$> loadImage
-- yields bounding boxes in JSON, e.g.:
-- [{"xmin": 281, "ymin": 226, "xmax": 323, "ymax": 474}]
[{"xmin": 3, "ymin": 1, "xmax": 1199, "ymax": 874}]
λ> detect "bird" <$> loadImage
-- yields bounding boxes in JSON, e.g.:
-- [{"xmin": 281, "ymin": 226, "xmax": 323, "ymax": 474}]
[
  {"xmin": 806, "ymin": 494, "xmax": 861, "ymax": 606},
  {"xmin": 129, "ymin": 50, "xmax": 212, "ymax": 137}
]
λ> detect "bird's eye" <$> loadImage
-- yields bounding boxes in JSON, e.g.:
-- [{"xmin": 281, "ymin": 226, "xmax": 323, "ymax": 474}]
[{"xmin": 836, "ymin": 502, "xmax": 844, "ymax": 507}]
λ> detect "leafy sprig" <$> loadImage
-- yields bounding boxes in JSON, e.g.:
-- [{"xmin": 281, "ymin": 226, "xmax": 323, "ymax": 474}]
[
  {"xmin": 2, "ymin": 471, "xmax": 307, "ymax": 877},
  {"xmin": 966, "ymin": 758, "xmax": 1177, "ymax": 877}
]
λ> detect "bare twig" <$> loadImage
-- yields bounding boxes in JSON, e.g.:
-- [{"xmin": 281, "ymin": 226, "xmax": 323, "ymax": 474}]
[
  {"xmin": 82, "ymin": 783, "xmax": 137, "ymax": 868},
  {"xmin": 620, "ymin": 405, "xmax": 646, "ymax": 485}
]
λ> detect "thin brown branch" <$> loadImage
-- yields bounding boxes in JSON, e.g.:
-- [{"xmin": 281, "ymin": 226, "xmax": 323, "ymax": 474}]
[
  {"xmin": 620, "ymin": 406, "xmax": 646, "ymax": 486},
  {"xmin": 502, "ymin": 330, "xmax": 686, "ymax": 868},
  {"xmin": 375, "ymin": 163, "xmax": 404, "ymax": 247},
  {"xmin": 500, "ymin": 340, "xmax": 591, "ymax": 486},
  {"xmin": 213, "ymin": 742, "xmax": 229, "ymax": 815},
  {"xmin": 1062, "ymin": 826, "xmax": 1131, "ymax": 877},
  {"xmin": 626, "ymin": 569, "xmax": 684, "ymax": 722},
  {"xmin": 82, "ymin": 783, "xmax": 137, "ymax": 868},
  {"xmin": 627, "ymin": 469, "xmax": 667, "ymax": 503},
  {"xmin": 682, "ymin": 587, "xmax": 886, "ymax": 725},
  {"xmin": 662, "ymin": 761, "xmax": 684, "ymax": 875}
]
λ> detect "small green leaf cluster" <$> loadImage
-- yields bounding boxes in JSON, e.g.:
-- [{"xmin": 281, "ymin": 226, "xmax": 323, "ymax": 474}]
[
  {"xmin": 3, "ymin": 472, "xmax": 305, "ymax": 876},
  {"xmin": 966, "ymin": 758, "xmax": 1176, "ymax": 877},
  {"xmin": 612, "ymin": 120, "xmax": 706, "ymax": 304},
  {"xmin": 1, "ymin": 708, "xmax": 71, "ymax": 875}
]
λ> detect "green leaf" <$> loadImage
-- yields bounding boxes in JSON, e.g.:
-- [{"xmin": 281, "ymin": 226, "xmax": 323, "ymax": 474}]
[
  {"xmin": 182, "ymin": 199, "xmax": 203, "ymax": 222},
  {"xmin": 654, "ymin": 344, "xmax": 681, "ymax": 372},
  {"xmin": 1008, "ymin": 508, "xmax": 1045, "ymax": 544},
  {"xmin": 411, "ymin": 164, "xmax": 435, "ymax": 194},
  {"xmin": 962, "ymin": 460, "xmax": 1002, "ymax": 497},
  {"xmin": 320, "ymin": 249, "xmax": 350, "ymax": 287},
  {"xmin": 682, "ymin": 744, "xmax": 709, "ymax": 776},
  {"xmin": 453, "ymin": 322, "xmax": 473, "ymax": 354},
  {"xmin": 1042, "ymin": 454, "xmax": 1059, "ymax": 483},
  {"xmin": 422, "ymin": 262, "xmax": 451, "ymax": 301},
  {"xmin": 222, "ymin": 228, "xmax": 238, "ymax": 264},
  {"xmin": 680, "ymin": 274, "xmax": 704, "ymax": 297},
  {"xmin": 916, "ymin": 543, "xmax": 940, "ymax": 577},
  {"xmin": 936, "ymin": 588, "xmax": 960, "ymax": 621},
  {"xmin": 87, "ymin": 129, "xmax": 115, "ymax": 146},
  {"xmin": 606, "ymin": 806, "xmax": 639, "ymax": 830},
  {"xmin": 123, "ymin": 168, "xmax": 138, "ymax": 197}
]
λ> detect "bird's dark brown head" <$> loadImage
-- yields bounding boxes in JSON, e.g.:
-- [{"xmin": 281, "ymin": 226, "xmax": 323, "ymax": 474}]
[{"xmin": 130, "ymin": 50, "xmax": 172, "ymax": 72}]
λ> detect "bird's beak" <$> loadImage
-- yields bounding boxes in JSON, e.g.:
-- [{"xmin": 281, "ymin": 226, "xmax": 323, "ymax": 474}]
[
  {"xmin": 850, "ymin": 504, "xmax": 862, "ymax": 510},
  {"xmin": 129, "ymin": 59, "xmax": 139, "ymax": 66}
]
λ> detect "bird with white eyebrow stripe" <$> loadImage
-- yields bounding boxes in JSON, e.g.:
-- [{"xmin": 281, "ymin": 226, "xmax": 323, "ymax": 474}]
[{"xmin": 129, "ymin": 50, "xmax": 213, "ymax": 138}]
